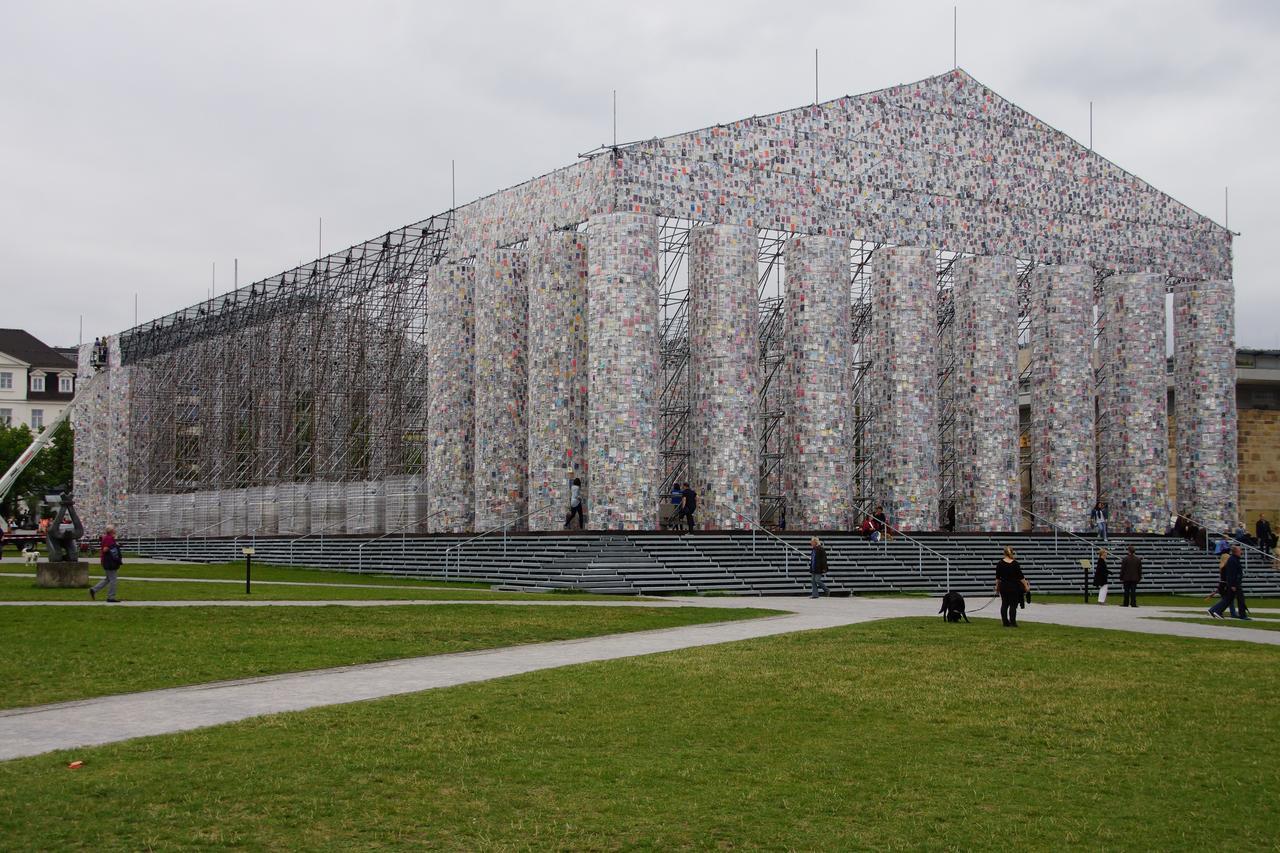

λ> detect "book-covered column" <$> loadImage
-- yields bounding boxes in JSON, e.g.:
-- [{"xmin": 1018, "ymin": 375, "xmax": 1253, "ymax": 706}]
[
  {"xmin": 869, "ymin": 246, "xmax": 939, "ymax": 531},
  {"xmin": 1029, "ymin": 264, "xmax": 1095, "ymax": 531},
  {"xmin": 527, "ymin": 230, "xmax": 589, "ymax": 531},
  {"xmin": 952, "ymin": 255, "xmax": 1020, "ymax": 531},
  {"xmin": 474, "ymin": 248, "xmax": 528, "ymax": 530},
  {"xmin": 426, "ymin": 262, "xmax": 476, "ymax": 532},
  {"xmin": 1174, "ymin": 279, "xmax": 1237, "ymax": 531},
  {"xmin": 1099, "ymin": 272, "xmax": 1168, "ymax": 532},
  {"xmin": 782, "ymin": 235, "xmax": 851, "ymax": 529},
  {"xmin": 586, "ymin": 213, "xmax": 659, "ymax": 529},
  {"xmin": 689, "ymin": 224, "xmax": 759, "ymax": 529}
]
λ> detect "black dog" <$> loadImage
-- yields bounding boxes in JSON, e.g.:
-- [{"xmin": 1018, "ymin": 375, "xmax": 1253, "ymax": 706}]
[{"xmin": 939, "ymin": 590, "xmax": 969, "ymax": 623}]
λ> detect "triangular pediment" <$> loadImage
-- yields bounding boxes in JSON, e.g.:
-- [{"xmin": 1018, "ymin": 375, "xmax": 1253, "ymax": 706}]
[{"xmin": 610, "ymin": 69, "xmax": 1228, "ymax": 279}]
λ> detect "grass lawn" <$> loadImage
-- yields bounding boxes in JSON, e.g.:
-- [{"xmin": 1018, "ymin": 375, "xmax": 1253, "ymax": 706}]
[
  {"xmin": 1, "ymin": 618, "xmax": 1276, "ymax": 850},
  {"xmin": 0, "ymin": 573, "xmax": 626, "ymax": 602},
  {"xmin": 0, "ymin": 604, "xmax": 780, "ymax": 709},
  {"xmin": 1159, "ymin": 617, "xmax": 1280, "ymax": 632},
  {"xmin": 1031, "ymin": 592, "xmax": 1280, "ymax": 608}
]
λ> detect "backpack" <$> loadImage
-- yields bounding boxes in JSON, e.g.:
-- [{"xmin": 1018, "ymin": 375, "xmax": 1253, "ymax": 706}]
[{"xmin": 103, "ymin": 543, "xmax": 123, "ymax": 571}]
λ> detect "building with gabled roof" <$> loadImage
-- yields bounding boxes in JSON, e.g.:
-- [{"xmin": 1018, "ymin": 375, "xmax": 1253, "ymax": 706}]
[
  {"xmin": 0, "ymin": 329, "xmax": 77, "ymax": 433},
  {"xmin": 75, "ymin": 69, "xmax": 1238, "ymax": 542}
]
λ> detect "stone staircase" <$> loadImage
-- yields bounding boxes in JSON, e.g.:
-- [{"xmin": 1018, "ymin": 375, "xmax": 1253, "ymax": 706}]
[{"xmin": 127, "ymin": 530, "xmax": 1280, "ymax": 597}]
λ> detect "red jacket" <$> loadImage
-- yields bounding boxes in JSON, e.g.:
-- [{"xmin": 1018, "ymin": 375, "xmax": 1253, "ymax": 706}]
[{"xmin": 100, "ymin": 532, "xmax": 116, "ymax": 561}]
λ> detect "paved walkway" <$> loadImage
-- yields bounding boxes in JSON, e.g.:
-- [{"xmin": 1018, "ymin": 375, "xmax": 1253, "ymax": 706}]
[{"xmin": 1, "ymin": 596, "xmax": 1276, "ymax": 761}]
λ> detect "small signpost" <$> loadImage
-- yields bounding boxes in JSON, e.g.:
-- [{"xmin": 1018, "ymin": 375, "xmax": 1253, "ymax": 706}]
[{"xmin": 243, "ymin": 547, "xmax": 255, "ymax": 594}]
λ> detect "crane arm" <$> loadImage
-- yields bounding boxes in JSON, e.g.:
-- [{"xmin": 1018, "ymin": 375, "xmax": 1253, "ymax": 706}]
[{"xmin": 0, "ymin": 400, "xmax": 77, "ymax": 534}]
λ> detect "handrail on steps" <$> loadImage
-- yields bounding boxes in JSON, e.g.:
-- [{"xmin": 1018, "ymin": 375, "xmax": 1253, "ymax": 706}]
[
  {"xmin": 284, "ymin": 508, "xmax": 365, "ymax": 566},
  {"xmin": 441, "ymin": 502, "xmax": 557, "ymax": 580},
  {"xmin": 874, "ymin": 517, "xmax": 954, "ymax": 591},
  {"xmin": 1175, "ymin": 512, "xmax": 1276, "ymax": 572},
  {"xmin": 355, "ymin": 506, "xmax": 452, "ymax": 574},
  {"xmin": 725, "ymin": 503, "xmax": 808, "ymax": 586},
  {"xmin": 1021, "ymin": 507, "xmax": 1104, "ymax": 558},
  {"xmin": 183, "ymin": 517, "xmax": 225, "ymax": 559}
]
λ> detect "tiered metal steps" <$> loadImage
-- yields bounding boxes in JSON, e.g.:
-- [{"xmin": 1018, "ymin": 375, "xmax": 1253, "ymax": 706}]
[{"xmin": 128, "ymin": 531, "xmax": 1280, "ymax": 597}]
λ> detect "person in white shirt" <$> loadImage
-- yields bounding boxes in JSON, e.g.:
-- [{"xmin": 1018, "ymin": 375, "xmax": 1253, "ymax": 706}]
[{"xmin": 564, "ymin": 478, "xmax": 585, "ymax": 529}]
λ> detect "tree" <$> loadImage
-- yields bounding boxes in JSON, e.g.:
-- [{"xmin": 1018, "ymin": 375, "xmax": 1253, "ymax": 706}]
[{"xmin": 0, "ymin": 422, "xmax": 74, "ymax": 521}]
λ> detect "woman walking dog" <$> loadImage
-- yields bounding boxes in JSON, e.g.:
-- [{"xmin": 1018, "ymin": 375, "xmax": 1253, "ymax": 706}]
[{"xmin": 995, "ymin": 546, "xmax": 1026, "ymax": 627}]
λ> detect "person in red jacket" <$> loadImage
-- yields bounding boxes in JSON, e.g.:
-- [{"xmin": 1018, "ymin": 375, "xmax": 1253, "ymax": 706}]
[{"xmin": 90, "ymin": 525, "xmax": 123, "ymax": 602}]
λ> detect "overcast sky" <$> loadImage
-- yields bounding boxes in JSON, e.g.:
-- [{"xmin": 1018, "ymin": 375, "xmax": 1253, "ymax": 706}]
[{"xmin": 2, "ymin": 0, "xmax": 1276, "ymax": 348}]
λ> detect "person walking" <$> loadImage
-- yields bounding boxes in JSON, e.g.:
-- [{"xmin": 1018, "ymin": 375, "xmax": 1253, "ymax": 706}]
[
  {"xmin": 995, "ymin": 546, "xmax": 1025, "ymax": 628},
  {"xmin": 668, "ymin": 484, "xmax": 683, "ymax": 528},
  {"xmin": 1207, "ymin": 549, "xmax": 1238, "ymax": 618},
  {"xmin": 1209, "ymin": 545, "xmax": 1248, "ymax": 619},
  {"xmin": 1119, "ymin": 545, "xmax": 1143, "ymax": 608},
  {"xmin": 1230, "ymin": 544, "xmax": 1250, "ymax": 620},
  {"xmin": 563, "ymin": 477, "xmax": 585, "ymax": 529},
  {"xmin": 808, "ymin": 537, "xmax": 829, "ymax": 598},
  {"xmin": 1091, "ymin": 500, "xmax": 1109, "ymax": 541},
  {"xmin": 679, "ymin": 483, "xmax": 697, "ymax": 533},
  {"xmin": 89, "ymin": 525, "xmax": 123, "ymax": 603},
  {"xmin": 1092, "ymin": 548, "xmax": 1110, "ymax": 604}
]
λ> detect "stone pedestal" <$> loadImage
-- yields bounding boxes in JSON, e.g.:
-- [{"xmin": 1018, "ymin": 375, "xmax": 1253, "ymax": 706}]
[{"xmin": 37, "ymin": 561, "xmax": 89, "ymax": 588}]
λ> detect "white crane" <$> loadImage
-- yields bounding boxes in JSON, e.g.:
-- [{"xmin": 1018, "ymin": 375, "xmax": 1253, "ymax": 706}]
[{"xmin": 0, "ymin": 391, "xmax": 81, "ymax": 535}]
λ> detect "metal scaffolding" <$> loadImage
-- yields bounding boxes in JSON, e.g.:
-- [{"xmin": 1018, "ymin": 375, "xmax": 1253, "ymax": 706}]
[
  {"xmin": 120, "ymin": 212, "xmax": 453, "ymax": 496},
  {"xmin": 111, "ymin": 213, "xmax": 1176, "ymax": 533}
]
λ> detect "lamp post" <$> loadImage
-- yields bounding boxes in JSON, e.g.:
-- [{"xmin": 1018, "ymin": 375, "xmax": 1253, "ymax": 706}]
[{"xmin": 242, "ymin": 546, "xmax": 255, "ymax": 594}]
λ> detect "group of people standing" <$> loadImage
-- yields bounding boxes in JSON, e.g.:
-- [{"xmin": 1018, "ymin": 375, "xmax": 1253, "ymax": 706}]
[
  {"xmin": 1089, "ymin": 546, "xmax": 1145, "ymax": 606},
  {"xmin": 562, "ymin": 478, "xmax": 700, "ymax": 532}
]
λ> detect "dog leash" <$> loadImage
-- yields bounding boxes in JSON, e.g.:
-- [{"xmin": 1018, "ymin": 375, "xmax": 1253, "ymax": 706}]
[{"xmin": 964, "ymin": 594, "xmax": 998, "ymax": 614}]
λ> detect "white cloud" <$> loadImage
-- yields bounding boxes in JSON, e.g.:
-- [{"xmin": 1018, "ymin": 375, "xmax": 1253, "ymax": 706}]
[{"xmin": 1, "ymin": 0, "xmax": 1274, "ymax": 346}]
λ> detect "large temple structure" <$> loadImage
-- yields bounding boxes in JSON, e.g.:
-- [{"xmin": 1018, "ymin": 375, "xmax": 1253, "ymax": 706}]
[{"xmin": 73, "ymin": 69, "xmax": 1237, "ymax": 538}]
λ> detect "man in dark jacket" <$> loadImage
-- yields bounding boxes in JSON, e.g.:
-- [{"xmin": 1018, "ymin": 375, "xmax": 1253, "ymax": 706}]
[
  {"xmin": 1119, "ymin": 546, "xmax": 1143, "ymax": 607},
  {"xmin": 1229, "ymin": 545, "xmax": 1250, "ymax": 619},
  {"xmin": 808, "ymin": 537, "xmax": 829, "ymax": 598},
  {"xmin": 1257, "ymin": 515, "xmax": 1274, "ymax": 557},
  {"xmin": 679, "ymin": 484, "xmax": 697, "ymax": 533}
]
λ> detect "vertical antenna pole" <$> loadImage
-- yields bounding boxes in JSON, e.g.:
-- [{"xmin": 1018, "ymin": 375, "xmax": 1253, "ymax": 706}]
[
  {"xmin": 318, "ymin": 217, "xmax": 323, "ymax": 258},
  {"xmin": 234, "ymin": 258, "xmax": 238, "ymax": 291},
  {"xmin": 814, "ymin": 49, "xmax": 818, "ymax": 104},
  {"xmin": 79, "ymin": 315, "xmax": 83, "ymax": 347},
  {"xmin": 451, "ymin": 160, "xmax": 456, "ymax": 209},
  {"xmin": 134, "ymin": 293, "xmax": 138, "ymax": 327},
  {"xmin": 613, "ymin": 89, "xmax": 617, "ymax": 147},
  {"xmin": 1225, "ymin": 186, "xmax": 1229, "ymax": 230},
  {"xmin": 1089, "ymin": 101, "xmax": 1093, "ymax": 150},
  {"xmin": 212, "ymin": 261, "xmax": 216, "ymax": 299},
  {"xmin": 953, "ymin": 7, "xmax": 957, "ymax": 68}
]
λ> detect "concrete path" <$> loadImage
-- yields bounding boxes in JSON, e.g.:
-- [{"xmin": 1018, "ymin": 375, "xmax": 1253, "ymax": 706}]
[
  {"xmin": 0, "ymin": 571, "xmax": 499, "ymax": 593},
  {"xmin": 1, "ymin": 596, "xmax": 1276, "ymax": 762}
]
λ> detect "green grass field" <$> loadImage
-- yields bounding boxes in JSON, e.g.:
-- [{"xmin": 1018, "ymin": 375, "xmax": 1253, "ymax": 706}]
[
  {"xmin": 0, "ymin": 604, "xmax": 777, "ymax": 710},
  {"xmin": 1, "ymin": 618, "xmax": 1275, "ymax": 850},
  {"xmin": 0, "ymin": 573, "xmax": 628, "ymax": 602},
  {"xmin": 1018, "ymin": 592, "xmax": 1280, "ymax": 608},
  {"xmin": 1160, "ymin": 616, "xmax": 1280, "ymax": 632}
]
